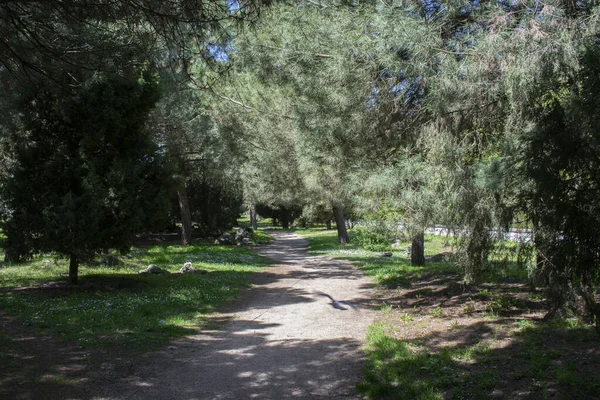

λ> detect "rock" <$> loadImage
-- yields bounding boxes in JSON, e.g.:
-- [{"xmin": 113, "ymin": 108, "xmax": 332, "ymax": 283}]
[
  {"xmin": 216, "ymin": 228, "xmax": 254, "ymax": 246},
  {"xmin": 215, "ymin": 232, "xmax": 234, "ymax": 245},
  {"xmin": 380, "ymin": 252, "xmax": 393, "ymax": 257},
  {"xmin": 42, "ymin": 260, "xmax": 52, "ymax": 266},
  {"xmin": 235, "ymin": 227, "xmax": 253, "ymax": 243},
  {"xmin": 139, "ymin": 264, "xmax": 168, "ymax": 275},
  {"xmin": 101, "ymin": 254, "xmax": 124, "ymax": 266},
  {"xmin": 238, "ymin": 237, "xmax": 253, "ymax": 246},
  {"xmin": 489, "ymin": 389, "xmax": 504, "ymax": 398},
  {"xmin": 180, "ymin": 262, "xmax": 195, "ymax": 274}
]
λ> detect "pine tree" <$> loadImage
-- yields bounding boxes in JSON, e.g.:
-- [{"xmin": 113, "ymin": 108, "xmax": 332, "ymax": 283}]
[{"xmin": 1, "ymin": 73, "xmax": 172, "ymax": 284}]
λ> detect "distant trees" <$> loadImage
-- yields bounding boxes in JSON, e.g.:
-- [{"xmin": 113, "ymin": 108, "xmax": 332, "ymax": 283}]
[{"xmin": 149, "ymin": 77, "xmax": 245, "ymax": 243}]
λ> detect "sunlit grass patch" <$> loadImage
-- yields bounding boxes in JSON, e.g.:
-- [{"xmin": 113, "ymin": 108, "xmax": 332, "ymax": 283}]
[
  {"xmin": 0, "ymin": 243, "xmax": 268, "ymax": 350},
  {"xmin": 358, "ymin": 323, "xmax": 448, "ymax": 400}
]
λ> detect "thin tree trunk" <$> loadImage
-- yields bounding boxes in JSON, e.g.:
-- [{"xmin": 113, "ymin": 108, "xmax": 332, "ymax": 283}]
[
  {"xmin": 411, "ymin": 231, "xmax": 425, "ymax": 266},
  {"xmin": 176, "ymin": 181, "xmax": 193, "ymax": 246},
  {"xmin": 250, "ymin": 203, "xmax": 257, "ymax": 230},
  {"xmin": 332, "ymin": 202, "xmax": 350, "ymax": 244},
  {"xmin": 326, "ymin": 220, "xmax": 332, "ymax": 230},
  {"xmin": 69, "ymin": 253, "xmax": 79, "ymax": 285},
  {"xmin": 281, "ymin": 209, "xmax": 290, "ymax": 230}
]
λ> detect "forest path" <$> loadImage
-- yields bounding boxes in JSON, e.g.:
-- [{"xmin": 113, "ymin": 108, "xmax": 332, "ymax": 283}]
[{"xmin": 119, "ymin": 231, "xmax": 377, "ymax": 400}]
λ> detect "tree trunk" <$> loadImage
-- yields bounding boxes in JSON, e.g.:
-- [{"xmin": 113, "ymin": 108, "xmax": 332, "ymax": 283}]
[
  {"xmin": 69, "ymin": 253, "xmax": 79, "ymax": 285},
  {"xmin": 332, "ymin": 202, "xmax": 350, "ymax": 244},
  {"xmin": 176, "ymin": 181, "xmax": 193, "ymax": 246},
  {"xmin": 411, "ymin": 232, "xmax": 425, "ymax": 266},
  {"xmin": 249, "ymin": 203, "xmax": 257, "ymax": 230},
  {"xmin": 281, "ymin": 209, "xmax": 290, "ymax": 230},
  {"xmin": 326, "ymin": 220, "xmax": 332, "ymax": 230}
]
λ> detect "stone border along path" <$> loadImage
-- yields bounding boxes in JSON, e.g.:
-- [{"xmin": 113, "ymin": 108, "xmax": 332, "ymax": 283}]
[{"xmin": 120, "ymin": 231, "xmax": 377, "ymax": 400}]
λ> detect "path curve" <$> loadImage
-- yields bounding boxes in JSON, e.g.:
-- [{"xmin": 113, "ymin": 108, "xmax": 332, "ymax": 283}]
[{"xmin": 121, "ymin": 231, "xmax": 377, "ymax": 400}]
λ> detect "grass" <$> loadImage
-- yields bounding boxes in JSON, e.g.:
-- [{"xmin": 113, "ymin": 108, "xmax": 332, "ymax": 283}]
[
  {"xmin": 300, "ymin": 230, "xmax": 460, "ymax": 288},
  {"xmin": 252, "ymin": 230, "xmax": 274, "ymax": 244},
  {"xmin": 0, "ymin": 243, "xmax": 269, "ymax": 350},
  {"xmin": 358, "ymin": 319, "xmax": 600, "ymax": 399},
  {"xmin": 298, "ymin": 228, "xmax": 600, "ymax": 399}
]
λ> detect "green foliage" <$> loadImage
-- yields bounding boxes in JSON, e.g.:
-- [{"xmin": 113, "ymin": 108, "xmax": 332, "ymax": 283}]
[
  {"xmin": 496, "ymin": 41, "xmax": 600, "ymax": 321},
  {"xmin": 0, "ymin": 244, "xmax": 268, "ymax": 349},
  {"xmin": 0, "ymin": 0, "xmax": 266, "ymax": 83},
  {"xmin": 298, "ymin": 203, "xmax": 333, "ymax": 227},
  {"xmin": 255, "ymin": 203, "xmax": 302, "ymax": 229},
  {"xmin": 351, "ymin": 226, "xmax": 394, "ymax": 252},
  {"xmin": 1, "ymin": 74, "xmax": 173, "ymax": 267}
]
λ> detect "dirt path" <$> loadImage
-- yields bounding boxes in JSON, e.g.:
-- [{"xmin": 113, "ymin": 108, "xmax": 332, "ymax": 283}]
[{"xmin": 110, "ymin": 231, "xmax": 377, "ymax": 399}]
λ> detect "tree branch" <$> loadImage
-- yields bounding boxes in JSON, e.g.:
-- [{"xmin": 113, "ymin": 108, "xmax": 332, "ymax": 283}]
[{"xmin": 209, "ymin": 88, "xmax": 297, "ymax": 121}]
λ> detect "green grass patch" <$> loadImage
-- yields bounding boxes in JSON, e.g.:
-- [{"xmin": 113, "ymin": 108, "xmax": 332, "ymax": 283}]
[
  {"xmin": 358, "ymin": 323, "xmax": 448, "ymax": 400},
  {"xmin": 299, "ymin": 230, "xmax": 459, "ymax": 288},
  {"xmin": 301, "ymin": 229, "xmax": 531, "ymax": 286},
  {"xmin": 0, "ymin": 244, "xmax": 268, "ymax": 350}
]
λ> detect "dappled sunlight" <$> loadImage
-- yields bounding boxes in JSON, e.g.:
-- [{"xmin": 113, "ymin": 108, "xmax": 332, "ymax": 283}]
[{"xmin": 119, "ymin": 329, "xmax": 366, "ymax": 399}]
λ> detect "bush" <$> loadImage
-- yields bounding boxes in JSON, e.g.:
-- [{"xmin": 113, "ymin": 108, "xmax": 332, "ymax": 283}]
[{"xmin": 351, "ymin": 226, "xmax": 394, "ymax": 252}]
